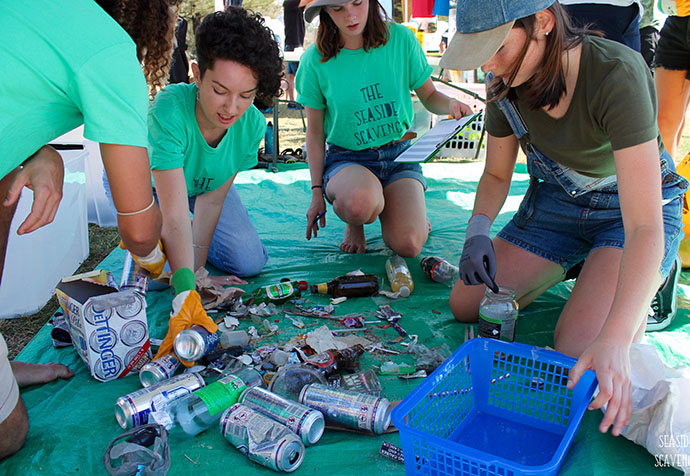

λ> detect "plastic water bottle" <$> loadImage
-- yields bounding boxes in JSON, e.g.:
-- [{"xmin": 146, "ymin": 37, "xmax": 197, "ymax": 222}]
[
  {"xmin": 165, "ymin": 367, "xmax": 264, "ymax": 439},
  {"xmin": 420, "ymin": 256, "xmax": 459, "ymax": 286},
  {"xmin": 264, "ymin": 121, "xmax": 274, "ymax": 155},
  {"xmin": 385, "ymin": 255, "xmax": 414, "ymax": 297}
]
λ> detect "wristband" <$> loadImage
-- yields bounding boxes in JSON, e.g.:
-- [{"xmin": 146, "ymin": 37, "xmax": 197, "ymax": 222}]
[
  {"xmin": 311, "ymin": 184, "xmax": 323, "ymax": 190},
  {"xmin": 171, "ymin": 267, "xmax": 196, "ymax": 294}
]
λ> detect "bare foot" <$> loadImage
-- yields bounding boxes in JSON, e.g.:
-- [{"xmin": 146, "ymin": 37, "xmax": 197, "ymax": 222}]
[
  {"xmin": 340, "ymin": 224, "xmax": 367, "ymax": 253},
  {"xmin": 10, "ymin": 361, "xmax": 74, "ymax": 388}
]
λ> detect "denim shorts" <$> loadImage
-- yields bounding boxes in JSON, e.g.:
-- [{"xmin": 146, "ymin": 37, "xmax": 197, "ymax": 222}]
[
  {"xmin": 655, "ymin": 15, "xmax": 690, "ymax": 79},
  {"xmin": 322, "ymin": 140, "xmax": 427, "ymax": 200},
  {"xmin": 497, "ymin": 154, "xmax": 687, "ymax": 278}
]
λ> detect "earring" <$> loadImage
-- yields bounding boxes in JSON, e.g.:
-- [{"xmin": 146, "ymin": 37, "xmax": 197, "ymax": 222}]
[
  {"xmin": 196, "ymin": 90, "xmax": 200, "ymax": 101},
  {"xmin": 545, "ymin": 31, "xmax": 550, "ymax": 36}
]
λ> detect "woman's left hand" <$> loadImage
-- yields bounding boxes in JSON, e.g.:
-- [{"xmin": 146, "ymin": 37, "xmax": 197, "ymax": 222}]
[
  {"xmin": 567, "ymin": 337, "xmax": 632, "ymax": 436},
  {"xmin": 449, "ymin": 99, "xmax": 474, "ymax": 119},
  {"xmin": 3, "ymin": 146, "xmax": 64, "ymax": 235}
]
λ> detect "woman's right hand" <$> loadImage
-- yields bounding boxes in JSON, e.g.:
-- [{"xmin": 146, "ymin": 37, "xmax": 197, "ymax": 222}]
[{"xmin": 306, "ymin": 194, "xmax": 327, "ymax": 240}]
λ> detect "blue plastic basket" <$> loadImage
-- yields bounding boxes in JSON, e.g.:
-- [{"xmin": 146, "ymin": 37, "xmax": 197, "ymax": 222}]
[{"xmin": 391, "ymin": 339, "xmax": 598, "ymax": 476}]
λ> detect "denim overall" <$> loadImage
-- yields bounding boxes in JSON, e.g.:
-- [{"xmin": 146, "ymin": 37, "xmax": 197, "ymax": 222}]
[{"xmin": 489, "ymin": 73, "xmax": 688, "ymax": 277}]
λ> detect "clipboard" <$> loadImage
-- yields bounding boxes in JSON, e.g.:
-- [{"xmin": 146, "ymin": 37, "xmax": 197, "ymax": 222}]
[{"xmin": 394, "ymin": 112, "xmax": 481, "ymax": 163}]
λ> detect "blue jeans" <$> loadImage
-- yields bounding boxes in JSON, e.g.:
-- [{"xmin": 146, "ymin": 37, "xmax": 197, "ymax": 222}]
[
  {"xmin": 102, "ymin": 172, "xmax": 267, "ymax": 277},
  {"xmin": 322, "ymin": 140, "xmax": 427, "ymax": 200},
  {"xmin": 490, "ymin": 78, "xmax": 688, "ymax": 279}
]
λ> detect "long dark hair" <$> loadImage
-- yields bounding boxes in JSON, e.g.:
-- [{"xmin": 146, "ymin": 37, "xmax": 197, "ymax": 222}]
[
  {"xmin": 316, "ymin": 0, "xmax": 389, "ymax": 62},
  {"xmin": 488, "ymin": 2, "xmax": 596, "ymax": 110}
]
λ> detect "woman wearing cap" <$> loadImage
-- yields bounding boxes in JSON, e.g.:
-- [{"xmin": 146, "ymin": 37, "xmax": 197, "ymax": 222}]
[
  {"xmin": 444, "ymin": 0, "xmax": 687, "ymax": 436},
  {"xmin": 296, "ymin": 0, "xmax": 473, "ymax": 255}
]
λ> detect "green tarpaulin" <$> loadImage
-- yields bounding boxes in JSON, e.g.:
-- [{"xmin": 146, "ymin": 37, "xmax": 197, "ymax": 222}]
[{"xmin": 2, "ymin": 163, "xmax": 687, "ymax": 475}]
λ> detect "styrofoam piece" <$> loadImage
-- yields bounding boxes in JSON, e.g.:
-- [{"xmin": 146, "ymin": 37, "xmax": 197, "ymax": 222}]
[{"xmin": 0, "ymin": 149, "xmax": 89, "ymax": 318}]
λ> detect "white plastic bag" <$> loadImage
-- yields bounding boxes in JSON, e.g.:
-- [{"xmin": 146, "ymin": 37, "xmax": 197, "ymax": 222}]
[{"xmin": 622, "ymin": 343, "xmax": 690, "ymax": 474}]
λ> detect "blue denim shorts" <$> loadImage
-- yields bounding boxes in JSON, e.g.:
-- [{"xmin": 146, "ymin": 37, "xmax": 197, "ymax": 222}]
[
  {"xmin": 322, "ymin": 140, "xmax": 427, "ymax": 199},
  {"xmin": 497, "ymin": 155, "xmax": 687, "ymax": 278}
]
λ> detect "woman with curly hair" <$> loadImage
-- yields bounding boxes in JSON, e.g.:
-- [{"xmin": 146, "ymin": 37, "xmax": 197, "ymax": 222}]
[
  {"xmin": 147, "ymin": 7, "xmax": 283, "ymax": 302},
  {"xmin": 0, "ymin": 0, "xmax": 177, "ymax": 460},
  {"xmin": 296, "ymin": 0, "xmax": 473, "ymax": 255}
]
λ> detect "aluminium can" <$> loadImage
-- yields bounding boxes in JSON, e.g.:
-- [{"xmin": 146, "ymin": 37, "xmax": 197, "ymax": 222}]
[
  {"xmin": 139, "ymin": 353, "xmax": 182, "ymax": 387},
  {"xmin": 173, "ymin": 325, "xmax": 220, "ymax": 361},
  {"xmin": 120, "ymin": 252, "xmax": 149, "ymax": 295},
  {"xmin": 299, "ymin": 383, "xmax": 391, "ymax": 434},
  {"xmin": 220, "ymin": 403, "xmax": 304, "ymax": 472},
  {"xmin": 115, "ymin": 372, "xmax": 205, "ymax": 429},
  {"xmin": 239, "ymin": 386, "xmax": 324, "ymax": 446}
]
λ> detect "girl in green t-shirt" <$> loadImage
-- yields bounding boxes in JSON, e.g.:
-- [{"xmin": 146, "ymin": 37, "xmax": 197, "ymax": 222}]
[
  {"xmin": 148, "ymin": 9, "xmax": 282, "ymax": 311},
  {"xmin": 442, "ymin": 0, "xmax": 687, "ymax": 438},
  {"xmin": 297, "ymin": 0, "xmax": 473, "ymax": 255}
]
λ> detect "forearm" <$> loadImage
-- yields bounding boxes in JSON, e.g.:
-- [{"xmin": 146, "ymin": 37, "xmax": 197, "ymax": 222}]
[
  {"xmin": 161, "ymin": 211, "xmax": 194, "ymax": 273},
  {"xmin": 418, "ymin": 89, "xmax": 456, "ymax": 116},
  {"xmin": 472, "ymin": 171, "xmax": 512, "ymax": 221},
  {"xmin": 190, "ymin": 195, "xmax": 224, "ymax": 271},
  {"xmin": 600, "ymin": 226, "xmax": 664, "ymax": 344},
  {"xmin": 306, "ymin": 132, "xmax": 326, "ymax": 190}
]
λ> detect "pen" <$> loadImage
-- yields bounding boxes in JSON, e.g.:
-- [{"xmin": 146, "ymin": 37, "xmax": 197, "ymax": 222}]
[{"xmin": 312, "ymin": 209, "xmax": 327, "ymax": 226}]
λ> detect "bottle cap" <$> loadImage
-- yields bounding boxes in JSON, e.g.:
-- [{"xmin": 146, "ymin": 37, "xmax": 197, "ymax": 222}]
[
  {"xmin": 311, "ymin": 283, "xmax": 328, "ymax": 294},
  {"xmin": 298, "ymin": 280, "xmax": 309, "ymax": 291},
  {"xmin": 398, "ymin": 286, "xmax": 411, "ymax": 298}
]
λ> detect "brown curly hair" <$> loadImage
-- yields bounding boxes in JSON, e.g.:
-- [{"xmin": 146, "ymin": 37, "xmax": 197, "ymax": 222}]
[{"xmin": 95, "ymin": 0, "xmax": 179, "ymax": 96}]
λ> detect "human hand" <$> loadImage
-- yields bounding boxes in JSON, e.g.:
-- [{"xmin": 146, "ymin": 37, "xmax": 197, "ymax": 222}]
[
  {"xmin": 208, "ymin": 274, "xmax": 248, "ymax": 287},
  {"xmin": 306, "ymin": 196, "xmax": 327, "ymax": 240},
  {"xmin": 154, "ymin": 289, "xmax": 218, "ymax": 366},
  {"xmin": 4, "ymin": 146, "xmax": 64, "ymax": 235},
  {"xmin": 450, "ymin": 99, "xmax": 474, "ymax": 119},
  {"xmin": 459, "ymin": 214, "xmax": 499, "ymax": 292},
  {"xmin": 121, "ymin": 239, "xmax": 167, "ymax": 278},
  {"xmin": 568, "ymin": 338, "xmax": 632, "ymax": 436}
]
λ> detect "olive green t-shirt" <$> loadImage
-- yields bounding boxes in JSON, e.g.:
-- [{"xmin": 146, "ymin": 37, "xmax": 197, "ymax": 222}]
[{"xmin": 486, "ymin": 35, "xmax": 660, "ymax": 178}]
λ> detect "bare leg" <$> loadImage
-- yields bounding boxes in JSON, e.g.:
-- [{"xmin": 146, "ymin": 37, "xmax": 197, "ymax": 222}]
[
  {"xmin": 325, "ymin": 164, "xmax": 383, "ymax": 253},
  {"xmin": 655, "ymin": 68, "xmax": 690, "ymax": 159},
  {"xmin": 379, "ymin": 178, "xmax": 428, "ymax": 257},
  {"xmin": 0, "ymin": 169, "xmax": 20, "ymax": 286},
  {"xmin": 0, "ymin": 398, "xmax": 28, "ymax": 461},
  {"xmin": 450, "ymin": 237, "xmax": 565, "ymax": 322}
]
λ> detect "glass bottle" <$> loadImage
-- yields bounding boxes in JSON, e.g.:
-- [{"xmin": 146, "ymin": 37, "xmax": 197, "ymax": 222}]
[
  {"xmin": 303, "ymin": 344, "xmax": 365, "ymax": 377},
  {"xmin": 385, "ymin": 255, "xmax": 414, "ymax": 297},
  {"xmin": 310, "ymin": 274, "xmax": 379, "ymax": 297},
  {"xmin": 243, "ymin": 279, "xmax": 308, "ymax": 306},
  {"xmin": 478, "ymin": 287, "xmax": 519, "ymax": 342},
  {"xmin": 165, "ymin": 367, "xmax": 264, "ymax": 439},
  {"xmin": 420, "ymin": 256, "xmax": 459, "ymax": 286}
]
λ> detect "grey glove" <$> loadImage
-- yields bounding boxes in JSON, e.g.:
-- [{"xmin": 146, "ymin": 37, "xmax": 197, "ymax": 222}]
[{"xmin": 459, "ymin": 214, "xmax": 499, "ymax": 292}]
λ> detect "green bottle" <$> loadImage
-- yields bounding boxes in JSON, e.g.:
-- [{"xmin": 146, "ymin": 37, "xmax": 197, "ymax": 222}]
[{"xmin": 244, "ymin": 279, "xmax": 308, "ymax": 305}]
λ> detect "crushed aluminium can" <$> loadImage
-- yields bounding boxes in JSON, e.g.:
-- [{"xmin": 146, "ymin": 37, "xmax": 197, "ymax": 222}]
[
  {"xmin": 220, "ymin": 403, "xmax": 305, "ymax": 472},
  {"xmin": 239, "ymin": 386, "xmax": 324, "ymax": 446},
  {"xmin": 115, "ymin": 372, "xmax": 205, "ymax": 429},
  {"xmin": 299, "ymin": 383, "xmax": 391, "ymax": 434}
]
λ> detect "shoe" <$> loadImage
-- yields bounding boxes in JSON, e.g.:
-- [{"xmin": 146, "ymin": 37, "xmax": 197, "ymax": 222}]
[{"xmin": 647, "ymin": 254, "xmax": 681, "ymax": 332}]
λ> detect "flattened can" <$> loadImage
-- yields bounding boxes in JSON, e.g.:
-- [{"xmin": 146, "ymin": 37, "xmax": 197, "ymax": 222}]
[
  {"xmin": 299, "ymin": 383, "xmax": 391, "ymax": 434},
  {"xmin": 139, "ymin": 353, "xmax": 181, "ymax": 387},
  {"xmin": 239, "ymin": 386, "xmax": 324, "ymax": 446},
  {"xmin": 220, "ymin": 403, "xmax": 304, "ymax": 472},
  {"xmin": 115, "ymin": 372, "xmax": 205, "ymax": 429},
  {"xmin": 120, "ymin": 252, "xmax": 149, "ymax": 295},
  {"xmin": 173, "ymin": 325, "xmax": 220, "ymax": 361}
]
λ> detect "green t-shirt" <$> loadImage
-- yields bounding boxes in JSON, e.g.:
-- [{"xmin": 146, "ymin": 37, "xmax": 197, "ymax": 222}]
[
  {"xmin": 148, "ymin": 83, "xmax": 263, "ymax": 196},
  {"xmin": 486, "ymin": 35, "xmax": 660, "ymax": 178},
  {"xmin": 296, "ymin": 22, "xmax": 432, "ymax": 150},
  {"xmin": 0, "ymin": 0, "xmax": 149, "ymax": 180}
]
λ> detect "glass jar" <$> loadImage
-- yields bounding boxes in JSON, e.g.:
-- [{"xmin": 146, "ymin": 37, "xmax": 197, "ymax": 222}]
[{"xmin": 478, "ymin": 287, "xmax": 519, "ymax": 342}]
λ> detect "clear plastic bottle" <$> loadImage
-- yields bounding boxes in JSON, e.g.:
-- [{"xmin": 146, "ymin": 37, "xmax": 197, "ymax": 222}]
[
  {"xmin": 165, "ymin": 367, "xmax": 264, "ymax": 439},
  {"xmin": 420, "ymin": 256, "xmax": 459, "ymax": 286},
  {"xmin": 385, "ymin": 255, "xmax": 414, "ymax": 297},
  {"xmin": 478, "ymin": 287, "xmax": 519, "ymax": 342}
]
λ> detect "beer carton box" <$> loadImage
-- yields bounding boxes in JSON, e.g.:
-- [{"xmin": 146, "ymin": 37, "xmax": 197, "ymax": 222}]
[{"xmin": 55, "ymin": 271, "xmax": 152, "ymax": 382}]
